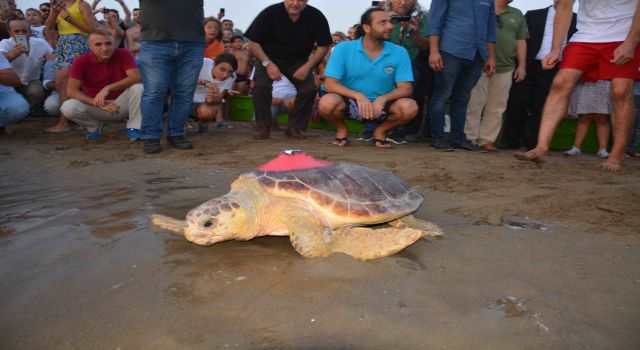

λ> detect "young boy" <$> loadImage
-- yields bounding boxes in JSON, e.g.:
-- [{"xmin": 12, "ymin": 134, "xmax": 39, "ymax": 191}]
[
  {"xmin": 25, "ymin": 8, "xmax": 45, "ymax": 39},
  {"xmin": 192, "ymin": 53, "xmax": 238, "ymax": 131}
]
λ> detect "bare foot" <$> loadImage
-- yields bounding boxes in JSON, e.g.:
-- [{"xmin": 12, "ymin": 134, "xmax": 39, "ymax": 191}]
[
  {"xmin": 513, "ymin": 149, "xmax": 547, "ymax": 164},
  {"xmin": 46, "ymin": 119, "xmax": 71, "ymax": 133},
  {"xmin": 598, "ymin": 156, "xmax": 623, "ymax": 172}
]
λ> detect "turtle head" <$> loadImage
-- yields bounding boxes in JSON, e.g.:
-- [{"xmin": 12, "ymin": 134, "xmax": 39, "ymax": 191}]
[{"xmin": 184, "ymin": 197, "xmax": 248, "ymax": 246}]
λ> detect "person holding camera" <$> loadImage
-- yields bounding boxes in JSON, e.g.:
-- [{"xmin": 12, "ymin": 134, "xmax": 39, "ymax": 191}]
[
  {"xmin": 427, "ymin": 0, "xmax": 496, "ymax": 152},
  {"xmin": 318, "ymin": 7, "xmax": 416, "ymax": 148},
  {"xmin": 0, "ymin": 18, "xmax": 53, "ymax": 114}
]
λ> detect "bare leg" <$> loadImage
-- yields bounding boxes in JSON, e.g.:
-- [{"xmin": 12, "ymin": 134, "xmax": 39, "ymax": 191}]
[
  {"xmin": 372, "ymin": 98, "xmax": 418, "ymax": 148},
  {"xmin": 601, "ymin": 78, "xmax": 634, "ymax": 171},
  {"xmin": 47, "ymin": 68, "xmax": 71, "ymax": 132},
  {"xmin": 574, "ymin": 114, "xmax": 594, "ymax": 149},
  {"xmin": 514, "ymin": 68, "xmax": 584, "ymax": 164},
  {"xmin": 594, "ymin": 114, "xmax": 611, "ymax": 150},
  {"xmin": 318, "ymin": 93, "xmax": 349, "ymax": 146}
]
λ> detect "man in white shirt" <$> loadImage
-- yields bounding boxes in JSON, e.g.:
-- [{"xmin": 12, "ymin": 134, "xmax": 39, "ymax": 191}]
[
  {"xmin": 0, "ymin": 54, "xmax": 29, "ymax": 135},
  {"xmin": 0, "ymin": 19, "xmax": 52, "ymax": 114},
  {"xmin": 515, "ymin": 0, "xmax": 640, "ymax": 171}
]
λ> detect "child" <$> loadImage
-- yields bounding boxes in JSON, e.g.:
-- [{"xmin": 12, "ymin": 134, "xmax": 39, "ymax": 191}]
[
  {"xmin": 564, "ymin": 80, "xmax": 611, "ymax": 159},
  {"xmin": 192, "ymin": 53, "xmax": 238, "ymax": 131}
]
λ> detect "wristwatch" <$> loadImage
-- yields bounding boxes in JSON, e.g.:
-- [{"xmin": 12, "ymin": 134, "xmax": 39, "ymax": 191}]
[{"xmin": 261, "ymin": 59, "xmax": 271, "ymax": 68}]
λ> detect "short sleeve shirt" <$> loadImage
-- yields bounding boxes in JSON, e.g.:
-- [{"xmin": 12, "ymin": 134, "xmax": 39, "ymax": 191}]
[
  {"xmin": 324, "ymin": 38, "xmax": 413, "ymax": 101},
  {"xmin": 140, "ymin": 0, "xmax": 204, "ymax": 42},
  {"xmin": 69, "ymin": 48, "xmax": 137, "ymax": 99},
  {"xmin": 245, "ymin": 3, "xmax": 332, "ymax": 62},
  {"xmin": 495, "ymin": 6, "xmax": 528, "ymax": 73},
  {"xmin": 0, "ymin": 37, "xmax": 53, "ymax": 84}
]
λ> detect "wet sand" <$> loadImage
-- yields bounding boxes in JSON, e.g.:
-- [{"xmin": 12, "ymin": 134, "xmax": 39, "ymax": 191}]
[{"xmin": 1, "ymin": 118, "xmax": 639, "ymax": 349}]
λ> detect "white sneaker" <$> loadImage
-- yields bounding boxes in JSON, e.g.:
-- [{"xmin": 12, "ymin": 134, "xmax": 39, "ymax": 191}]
[
  {"xmin": 563, "ymin": 146, "xmax": 581, "ymax": 156},
  {"xmin": 597, "ymin": 148, "xmax": 609, "ymax": 159}
]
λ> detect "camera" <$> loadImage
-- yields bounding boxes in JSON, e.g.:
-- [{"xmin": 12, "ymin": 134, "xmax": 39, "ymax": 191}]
[{"xmin": 390, "ymin": 10, "xmax": 424, "ymax": 24}]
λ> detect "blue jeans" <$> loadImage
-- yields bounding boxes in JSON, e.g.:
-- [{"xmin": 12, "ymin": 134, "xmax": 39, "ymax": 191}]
[
  {"xmin": 428, "ymin": 52, "xmax": 484, "ymax": 144},
  {"xmin": 139, "ymin": 40, "xmax": 204, "ymax": 139},
  {"xmin": 0, "ymin": 91, "xmax": 29, "ymax": 126}
]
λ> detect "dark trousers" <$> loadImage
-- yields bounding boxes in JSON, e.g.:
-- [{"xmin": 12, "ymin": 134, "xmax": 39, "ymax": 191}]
[
  {"xmin": 253, "ymin": 59, "xmax": 316, "ymax": 130},
  {"xmin": 500, "ymin": 64, "xmax": 556, "ymax": 149}
]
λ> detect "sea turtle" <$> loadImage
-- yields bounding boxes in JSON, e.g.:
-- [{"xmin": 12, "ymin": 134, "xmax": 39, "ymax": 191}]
[{"xmin": 151, "ymin": 151, "xmax": 443, "ymax": 260}]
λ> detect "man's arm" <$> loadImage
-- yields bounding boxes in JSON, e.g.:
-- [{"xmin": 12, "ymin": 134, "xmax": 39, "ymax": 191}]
[
  {"xmin": 542, "ymin": 0, "xmax": 573, "ymax": 69},
  {"xmin": 116, "ymin": 0, "xmax": 131, "ymax": 29},
  {"xmin": 0, "ymin": 67, "xmax": 20, "ymax": 87},
  {"xmin": 67, "ymin": 77, "xmax": 97, "ymax": 106},
  {"xmin": 292, "ymin": 45, "xmax": 329, "ymax": 81},
  {"xmin": 91, "ymin": 0, "xmax": 101, "ymax": 10},
  {"xmin": 248, "ymin": 40, "xmax": 282, "ymax": 81},
  {"xmin": 427, "ymin": 0, "xmax": 447, "ymax": 72},
  {"xmin": 93, "ymin": 68, "xmax": 141, "ymax": 106},
  {"xmin": 611, "ymin": 0, "xmax": 640, "ymax": 65}
]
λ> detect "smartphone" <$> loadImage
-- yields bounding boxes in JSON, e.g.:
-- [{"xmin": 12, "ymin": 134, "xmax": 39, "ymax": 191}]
[
  {"xmin": 220, "ymin": 8, "xmax": 225, "ymax": 15},
  {"xmin": 15, "ymin": 34, "xmax": 28, "ymax": 51},
  {"xmin": 371, "ymin": 1, "xmax": 384, "ymax": 7}
]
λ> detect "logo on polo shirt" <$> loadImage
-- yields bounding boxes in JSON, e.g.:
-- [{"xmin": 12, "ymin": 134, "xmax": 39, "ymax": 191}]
[{"xmin": 385, "ymin": 66, "xmax": 394, "ymax": 74}]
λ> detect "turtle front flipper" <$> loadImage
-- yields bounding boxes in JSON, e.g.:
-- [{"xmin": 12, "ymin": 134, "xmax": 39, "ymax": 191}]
[
  {"xmin": 150, "ymin": 214, "xmax": 186, "ymax": 234},
  {"xmin": 288, "ymin": 214, "xmax": 333, "ymax": 258},
  {"xmin": 389, "ymin": 215, "xmax": 444, "ymax": 241},
  {"xmin": 331, "ymin": 226, "xmax": 424, "ymax": 260}
]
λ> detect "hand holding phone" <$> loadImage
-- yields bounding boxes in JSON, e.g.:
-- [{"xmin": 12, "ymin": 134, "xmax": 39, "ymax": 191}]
[{"xmin": 15, "ymin": 35, "xmax": 28, "ymax": 52}]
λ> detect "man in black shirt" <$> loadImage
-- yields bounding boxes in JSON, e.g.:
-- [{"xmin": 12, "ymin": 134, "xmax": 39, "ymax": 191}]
[{"xmin": 245, "ymin": 0, "xmax": 332, "ymax": 140}]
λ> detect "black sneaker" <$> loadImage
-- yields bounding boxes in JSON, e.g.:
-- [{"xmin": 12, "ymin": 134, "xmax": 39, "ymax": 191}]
[
  {"xmin": 431, "ymin": 138, "xmax": 453, "ymax": 151},
  {"xmin": 386, "ymin": 134, "xmax": 409, "ymax": 145},
  {"xmin": 451, "ymin": 139, "xmax": 487, "ymax": 153},
  {"xmin": 143, "ymin": 139, "xmax": 162, "ymax": 154},
  {"xmin": 356, "ymin": 130, "xmax": 374, "ymax": 142},
  {"xmin": 167, "ymin": 135, "xmax": 193, "ymax": 150}
]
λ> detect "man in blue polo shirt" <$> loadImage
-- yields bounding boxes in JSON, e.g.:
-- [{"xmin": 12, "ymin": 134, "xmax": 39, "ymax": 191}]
[
  {"xmin": 428, "ymin": 0, "xmax": 497, "ymax": 152},
  {"xmin": 318, "ymin": 7, "xmax": 416, "ymax": 148}
]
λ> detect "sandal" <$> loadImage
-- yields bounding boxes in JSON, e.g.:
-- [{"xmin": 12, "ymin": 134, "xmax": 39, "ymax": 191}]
[
  {"xmin": 369, "ymin": 138, "xmax": 391, "ymax": 149},
  {"xmin": 331, "ymin": 137, "xmax": 351, "ymax": 147}
]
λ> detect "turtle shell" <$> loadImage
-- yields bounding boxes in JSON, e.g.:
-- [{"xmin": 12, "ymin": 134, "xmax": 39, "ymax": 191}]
[{"xmin": 245, "ymin": 161, "xmax": 423, "ymax": 226}]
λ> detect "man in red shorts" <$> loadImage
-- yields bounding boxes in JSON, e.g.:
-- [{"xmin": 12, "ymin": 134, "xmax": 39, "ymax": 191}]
[{"xmin": 515, "ymin": 0, "xmax": 640, "ymax": 171}]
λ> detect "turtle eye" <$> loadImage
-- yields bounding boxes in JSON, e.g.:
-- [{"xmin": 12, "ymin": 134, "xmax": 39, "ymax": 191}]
[{"xmin": 203, "ymin": 219, "xmax": 213, "ymax": 228}]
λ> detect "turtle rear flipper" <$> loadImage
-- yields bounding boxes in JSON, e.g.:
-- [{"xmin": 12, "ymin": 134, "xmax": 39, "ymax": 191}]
[{"xmin": 389, "ymin": 215, "xmax": 444, "ymax": 241}]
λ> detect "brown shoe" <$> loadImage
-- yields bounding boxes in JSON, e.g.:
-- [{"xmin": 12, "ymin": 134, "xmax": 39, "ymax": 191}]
[
  {"xmin": 285, "ymin": 127, "xmax": 306, "ymax": 140},
  {"xmin": 253, "ymin": 124, "xmax": 270, "ymax": 140},
  {"xmin": 481, "ymin": 143, "xmax": 497, "ymax": 152}
]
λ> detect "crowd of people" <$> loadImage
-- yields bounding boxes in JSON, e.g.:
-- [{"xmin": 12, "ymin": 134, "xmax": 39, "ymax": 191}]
[{"xmin": 1, "ymin": 0, "xmax": 640, "ymax": 171}]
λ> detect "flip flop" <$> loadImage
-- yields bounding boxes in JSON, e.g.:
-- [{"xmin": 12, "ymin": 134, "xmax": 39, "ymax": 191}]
[
  {"xmin": 331, "ymin": 137, "xmax": 351, "ymax": 147},
  {"xmin": 369, "ymin": 138, "xmax": 392, "ymax": 149}
]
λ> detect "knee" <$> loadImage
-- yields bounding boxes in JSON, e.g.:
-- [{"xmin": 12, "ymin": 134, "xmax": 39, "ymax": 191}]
[
  {"xmin": 610, "ymin": 84, "xmax": 632, "ymax": 102},
  {"xmin": 44, "ymin": 94, "xmax": 61, "ymax": 116},
  {"xmin": 129, "ymin": 83, "xmax": 144, "ymax": 95},
  {"xmin": 195, "ymin": 103, "xmax": 215, "ymax": 120},
  {"xmin": 60, "ymin": 99, "xmax": 86, "ymax": 117},
  {"xmin": 395, "ymin": 99, "xmax": 418, "ymax": 120},
  {"xmin": 5, "ymin": 96, "xmax": 29, "ymax": 120},
  {"xmin": 318, "ymin": 95, "xmax": 342, "ymax": 118},
  {"xmin": 550, "ymin": 75, "xmax": 576, "ymax": 95}
]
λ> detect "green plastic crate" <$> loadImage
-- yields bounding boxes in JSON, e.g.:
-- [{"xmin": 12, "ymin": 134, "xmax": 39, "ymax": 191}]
[{"xmin": 229, "ymin": 95, "xmax": 364, "ymax": 134}]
